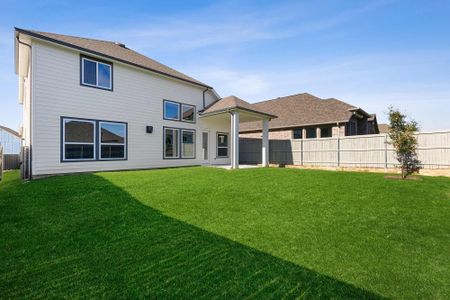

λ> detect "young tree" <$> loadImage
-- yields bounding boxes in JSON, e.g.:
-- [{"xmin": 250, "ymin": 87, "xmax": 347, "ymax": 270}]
[{"xmin": 387, "ymin": 106, "xmax": 421, "ymax": 179}]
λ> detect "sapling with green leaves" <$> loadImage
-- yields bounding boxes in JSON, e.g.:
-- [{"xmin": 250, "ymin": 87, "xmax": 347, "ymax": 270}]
[{"xmin": 387, "ymin": 106, "xmax": 421, "ymax": 179}]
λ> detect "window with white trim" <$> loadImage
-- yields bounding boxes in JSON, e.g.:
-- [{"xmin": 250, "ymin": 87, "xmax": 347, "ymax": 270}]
[
  {"xmin": 99, "ymin": 122, "xmax": 126, "ymax": 160},
  {"xmin": 81, "ymin": 56, "xmax": 112, "ymax": 90},
  {"xmin": 164, "ymin": 100, "xmax": 180, "ymax": 121},
  {"xmin": 164, "ymin": 128, "xmax": 179, "ymax": 158},
  {"xmin": 181, "ymin": 129, "xmax": 195, "ymax": 158},
  {"xmin": 63, "ymin": 118, "xmax": 96, "ymax": 161},
  {"xmin": 217, "ymin": 132, "xmax": 229, "ymax": 158},
  {"xmin": 163, "ymin": 100, "xmax": 196, "ymax": 123}
]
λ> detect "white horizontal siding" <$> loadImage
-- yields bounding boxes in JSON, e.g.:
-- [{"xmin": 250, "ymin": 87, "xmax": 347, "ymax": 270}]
[{"xmin": 31, "ymin": 41, "xmax": 227, "ymax": 175}]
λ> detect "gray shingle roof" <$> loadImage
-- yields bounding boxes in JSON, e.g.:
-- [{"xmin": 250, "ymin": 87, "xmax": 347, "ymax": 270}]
[
  {"xmin": 16, "ymin": 28, "xmax": 211, "ymax": 88},
  {"xmin": 378, "ymin": 124, "xmax": 390, "ymax": 134},
  {"xmin": 201, "ymin": 96, "xmax": 277, "ymax": 118},
  {"xmin": 240, "ymin": 93, "xmax": 362, "ymax": 132}
]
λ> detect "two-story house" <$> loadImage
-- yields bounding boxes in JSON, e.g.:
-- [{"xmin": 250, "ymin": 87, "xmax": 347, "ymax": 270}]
[{"xmin": 15, "ymin": 28, "xmax": 275, "ymax": 178}]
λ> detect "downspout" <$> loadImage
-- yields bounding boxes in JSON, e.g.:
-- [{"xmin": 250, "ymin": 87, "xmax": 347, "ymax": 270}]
[
  {"xmin": 16, "ymin": 35, "xmax": 33, "ymax": 179},
  {"xmin": 202, "ymin": 87, "xmax": 210, "ymax": 109}
]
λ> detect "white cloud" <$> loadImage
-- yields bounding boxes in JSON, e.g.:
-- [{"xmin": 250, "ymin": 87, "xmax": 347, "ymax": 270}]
[
  {"xmin": 190, "ymin": 51, "xmax": 450, "ymax": 131},
  {"xmin": 96, "ymin": 1, "xmax": 391, "ymax": 52}
]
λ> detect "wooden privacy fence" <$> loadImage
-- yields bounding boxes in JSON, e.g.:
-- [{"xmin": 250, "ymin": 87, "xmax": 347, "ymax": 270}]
[
  {"xmin": 3, "ymin": 154, "xmax": 20, "ymax": 170},
  {"xmin": 240, "ymin": 130, "xmax": 450, "ymax": 169}
]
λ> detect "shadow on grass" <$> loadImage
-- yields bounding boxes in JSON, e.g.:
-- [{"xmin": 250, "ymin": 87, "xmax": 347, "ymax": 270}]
[{"xmin": 0, "ymin": 172, "xmax": 384, "ymax": 299}]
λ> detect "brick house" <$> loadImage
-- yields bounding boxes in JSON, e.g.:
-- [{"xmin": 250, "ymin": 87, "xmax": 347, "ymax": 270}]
[{"xmin": 240, "ymin": 93, "xmax": 379, "ymax": 140}]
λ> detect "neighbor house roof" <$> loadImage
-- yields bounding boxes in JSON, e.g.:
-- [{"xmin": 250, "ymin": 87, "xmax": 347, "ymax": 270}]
[
  {"xmin": 15, "ymin": 28, "xmax": 211, "ymax": 88},
  {"xmin": 0, "ymin": 125, "xmax": 20, "ymax": 138},
  {"xmin": 378, "ymin": 124, "xmax": 390, "ymax": 134},
  {"xmin": 240, "ymin": 93, "xmax": 368, "ymax": 132},
  {"xmin": 200, "ymin": 96, "xmax": 277, "ymax": 119}
]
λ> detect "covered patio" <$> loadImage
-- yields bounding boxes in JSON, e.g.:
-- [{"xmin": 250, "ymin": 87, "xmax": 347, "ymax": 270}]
[{"xmin": 199, "ymin": 96, "xmax": 277, "ymax": 169}]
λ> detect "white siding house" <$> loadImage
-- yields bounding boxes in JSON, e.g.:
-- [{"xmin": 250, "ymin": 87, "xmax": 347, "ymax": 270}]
[
  {"xmin": 0, "ymin": 126, "xmax": 21, "ymax": 154},
  {"xmin": 16, "ymin": 29, "xmax": 236, "ymax": 176}
]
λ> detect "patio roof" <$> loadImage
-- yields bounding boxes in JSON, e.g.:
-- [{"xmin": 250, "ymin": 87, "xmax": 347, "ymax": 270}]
[{"xmin": 199, "ymin": 96, "xmax": 277, "ymax": 119}]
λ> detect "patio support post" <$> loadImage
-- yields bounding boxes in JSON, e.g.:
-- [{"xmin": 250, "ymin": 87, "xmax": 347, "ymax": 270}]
[
  {"xmin": 231, "ymin": 111, "xmax": 240, "ymax": 169},
  {"xmin": 262, "ymin": 119, "xmax": 269, "ymax": 167}
]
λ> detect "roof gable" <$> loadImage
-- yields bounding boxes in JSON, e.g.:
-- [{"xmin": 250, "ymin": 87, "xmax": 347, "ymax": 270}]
[
  {"xmin": 201, "ymin": 96, "xmax": 277, "ymax": 118},
  {"xmin": 240, "ymin": 93, "xmax": 359, "ymax": 132},
  {"xmin": 0, "ymin": 125, "xmax": 20, "ymax": 138}
]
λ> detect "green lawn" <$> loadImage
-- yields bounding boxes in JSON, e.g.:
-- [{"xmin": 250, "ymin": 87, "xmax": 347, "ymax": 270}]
[{"xmin": 1, "ymin": 167, "xmax": 449, "ymax": 299}]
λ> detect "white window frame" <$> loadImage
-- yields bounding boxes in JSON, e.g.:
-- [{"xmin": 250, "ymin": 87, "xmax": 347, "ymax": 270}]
[
  {"xmin": 81, "ymin": 57, "xmax": 112, "ymax": 90},
  {"xmin": 217, "ymin": 132, "xmax": 229, "ymax": 158},
  {"xmin": 163, "ymin": 100, "xmax": 181, "ymax": 121},
  {"xmin": 164, "ymin": 127, "xmax": 180, "ymax": 159},
  {"xmin": 181, "ymin": 129, "xmax": 196, "ymax": 158},
  {"xmin": 99, "ymin": 121, "xmax": 127, "ymax": 160},
  {"xmin": 62, "ymin": 118, "xmax": 96, "ymax": 161},
  {"xmin": 181, "ymin": 104, "xmax": 196, "ymax": 123}
]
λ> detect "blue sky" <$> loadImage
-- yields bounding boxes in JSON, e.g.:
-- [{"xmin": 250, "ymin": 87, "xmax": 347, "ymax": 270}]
[{"xmin": 1, "ymin": 0, "xmax": 450, "ymax": 131}]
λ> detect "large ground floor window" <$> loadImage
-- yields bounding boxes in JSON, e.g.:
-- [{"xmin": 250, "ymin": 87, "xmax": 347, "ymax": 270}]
[
  {"xmin": 61, "ymin": 117, "xmax": 127, "ymax": 162},
  {"xmin": 164, "ymin": 127, "xmax": 196, "ymax": 159}
]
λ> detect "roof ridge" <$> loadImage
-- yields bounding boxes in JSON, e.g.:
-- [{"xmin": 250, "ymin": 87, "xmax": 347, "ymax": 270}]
[
  {"xmin": 253, "ymin": 92, "xmax": 319, "ymax": 105},
  {"xmin": 322, "ymin": 97, "xmax": 357, "ymax": 109},
  {"xmin": 19, "ymin": 28, "xmax": 119, "ymax": 45}
]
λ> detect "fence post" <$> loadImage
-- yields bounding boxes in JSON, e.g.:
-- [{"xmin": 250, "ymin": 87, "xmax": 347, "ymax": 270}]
[
  {"xmin": 0, "ymin": 145, "xmax": 3, "ymax": 181},
  {"xmin": 337, "ymin": 137, "xmax": 340, "ymax": 167},
  {"xmin": 384, "ymin": 134, "xmax": 388, "ymax": 170},
  {"xmin": 301, "ymin": 138, "xmax": 304, "ymax": 166}
]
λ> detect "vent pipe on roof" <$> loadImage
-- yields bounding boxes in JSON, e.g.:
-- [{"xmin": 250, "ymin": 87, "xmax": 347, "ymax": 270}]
[{"xmin": 114, "ymin": 42, "xmax": 126, "ymax": 48}]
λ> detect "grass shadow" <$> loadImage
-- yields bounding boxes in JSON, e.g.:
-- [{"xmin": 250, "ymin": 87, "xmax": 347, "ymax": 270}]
[{"xmin": 0, "ymin": 172, "xmax": 385, "ymax": 299}]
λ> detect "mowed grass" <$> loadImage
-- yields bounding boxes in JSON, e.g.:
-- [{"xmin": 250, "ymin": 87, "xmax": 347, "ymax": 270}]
[{"xmin": 0, "ymin": 168, "xmax": 449, "ymax": 299}]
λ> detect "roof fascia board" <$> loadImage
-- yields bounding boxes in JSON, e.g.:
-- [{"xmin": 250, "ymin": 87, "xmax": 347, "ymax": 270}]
[{"xmin": 200, "ymin": 106, "xmax": 277, "ymax": 119}]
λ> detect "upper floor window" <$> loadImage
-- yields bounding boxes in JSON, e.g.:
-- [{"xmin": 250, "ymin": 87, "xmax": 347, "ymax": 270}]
[
  {"xmin": 164, "ymin": 100, "xmax": 180, "ymax": 121},
  {"xmin": 81, "ymin": 56, "xmax": 113, "ymax": 90},
  {"xmin": 182, "ymin": 104, "xmax": 195, "ymax": 122},
  {"xmin": 163, "ymin": 100, "xmax": 196, "ymax": 123}
]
